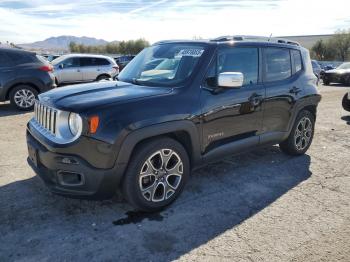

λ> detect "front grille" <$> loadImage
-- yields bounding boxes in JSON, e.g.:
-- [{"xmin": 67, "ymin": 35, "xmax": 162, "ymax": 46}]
[{"xmin": 34, "ymin": 101, "xmax": 57, "ymax": 135}]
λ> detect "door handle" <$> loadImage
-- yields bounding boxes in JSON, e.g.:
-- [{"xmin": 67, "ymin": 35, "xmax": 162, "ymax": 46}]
[
  {"xmin": 289, "ymin": 86, "xmax": 301, "ymax": 95},
  {"xmin": 249, "ymin": 94, "xmax": 263, "ymax": 106}
]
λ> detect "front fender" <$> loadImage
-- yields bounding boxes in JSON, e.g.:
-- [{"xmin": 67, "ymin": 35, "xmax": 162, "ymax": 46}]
[{"xmin": 113, "ymin": 120, "xmax": 201, "ymax": 171}]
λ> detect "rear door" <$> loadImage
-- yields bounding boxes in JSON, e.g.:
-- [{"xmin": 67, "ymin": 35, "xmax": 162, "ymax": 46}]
[
  {"xmin": 262, "ymin": 47, "xmax": 302, "ymax": 138},
  {"xmin": 95, "ymin": 58, "xmax": 112, "ymax": 75},
  {"xmin": 80, "ymin": 57, "xmax": 100, "ymax": 81}
]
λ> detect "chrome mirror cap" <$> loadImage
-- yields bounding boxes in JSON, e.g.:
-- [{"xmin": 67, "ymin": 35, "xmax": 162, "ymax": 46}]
[{"xmin": 218, "ymin": 72, "xmax": 244, "ymax": 88}]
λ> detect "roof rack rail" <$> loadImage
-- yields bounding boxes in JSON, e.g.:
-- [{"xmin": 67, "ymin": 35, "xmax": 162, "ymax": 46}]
[{"xmin": 211, "ymin": 35, "xmax": 300, "ymax": 46}]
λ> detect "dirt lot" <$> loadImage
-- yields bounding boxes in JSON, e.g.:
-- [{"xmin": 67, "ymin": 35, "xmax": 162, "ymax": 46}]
[{"xmin": 0, "ymin": 84, "xmax": 349, "ymax": 262}]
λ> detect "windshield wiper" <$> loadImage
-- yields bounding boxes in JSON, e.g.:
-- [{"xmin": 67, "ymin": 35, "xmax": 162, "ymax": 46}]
[{"xmin": 132, "ymin": 78, "xmax": 142, "ymax": 85}]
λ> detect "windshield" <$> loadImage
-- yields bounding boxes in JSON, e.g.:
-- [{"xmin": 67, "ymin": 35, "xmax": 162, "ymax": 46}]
[
  {"xmin": 118, "ymin": 43, "xmax": 206, "ymax": 87},
  {"xmin": 51, "ymin": 56, "xmax": 68, "ymax": 65},
  {"xmin": 337, "ymin": 63, "xmax": 350, "ymax": 70}
]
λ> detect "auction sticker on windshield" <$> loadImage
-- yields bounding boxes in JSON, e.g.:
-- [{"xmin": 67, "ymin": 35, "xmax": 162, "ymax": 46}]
[{"xmin": 176, "ymin": 49, "xmax": 204, "ymax": 58}]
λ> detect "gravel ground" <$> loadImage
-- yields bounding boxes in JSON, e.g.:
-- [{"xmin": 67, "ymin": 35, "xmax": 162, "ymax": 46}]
[{"xmin": 0, "ymin": 84, "xmax": 349, "ymax": 262}]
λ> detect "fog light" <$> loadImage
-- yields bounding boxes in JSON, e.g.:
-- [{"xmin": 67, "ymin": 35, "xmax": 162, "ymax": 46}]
[{"xmin": 60, "ymin": 157, "xmax": 78, "ymax": 165}]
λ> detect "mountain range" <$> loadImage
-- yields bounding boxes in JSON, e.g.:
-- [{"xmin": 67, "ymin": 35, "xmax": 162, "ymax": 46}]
[{"xmin": 18, "ymin": 36, "xmax": 112, "ymax": 52}]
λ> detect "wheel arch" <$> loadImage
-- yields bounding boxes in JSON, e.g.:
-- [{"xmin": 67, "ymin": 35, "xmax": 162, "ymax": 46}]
[
  {"xmin": 115, "ymin": 121, "xmax": 201, "ymax": 172},
  {"xmin": 286, "ymin": 95, "xmax": 321, "ymax": 138},
  {"xmin": 6, "ymin": 82, "xmax": 40, "ymax": 100},
  {"xmin": 96, "ymin": 74, "xmax": 111, "ymax": 81},
  {"xmin": 302, "ymin": 104, "xmax": 317, "ymax": 120}
]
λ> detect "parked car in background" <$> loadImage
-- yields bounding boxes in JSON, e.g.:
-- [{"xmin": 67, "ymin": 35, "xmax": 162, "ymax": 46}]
[
  {"xmin": 0, "ymin": 48, "xmax": 55, "ymax": 110},
  {"xmin": 342, "ymin": 92, "xmax": 350, "ymax": 112},
  {"xmin": 114, "ymin": 55, "xmax": 135, "ymax": 71},
  {"xmin": 52, "ymin": 54, "xmax": 119, "ymax": 85},
  {"xmin": 322, "ymin": 62, "xmax": 350, "ymax": 85},
  {"xmin": 27, "ymin": 36, "xmax": 321, "ymax": 212},
  {"xmin": 42, "ymin": 54, "xmax": 60, "ymax": 62},
  {"xmin": 320, "ymin": 64, "xmax": 336, "ymax": 80},
  {"xmin": 311, "ymin": 60, "xmax": 321, "ymax": 84}
]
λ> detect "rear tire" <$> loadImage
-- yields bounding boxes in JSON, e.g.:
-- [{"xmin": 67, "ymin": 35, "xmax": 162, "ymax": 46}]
[
  {"xmin": 96, "ymin": 75, "xmax": 110, "ymax": 81},
  {"xmin": 342, "ymin": 93, "xmax": 350, "ymax": 112},
  {"xmin": 279, "ymin": 110, "xmax": 315, "ymax": 156},
  {"xmin": 9, "ymin": 85, "xmax": 38, "ymax": 111},
  {"xmin": 122, "ymin": 137, "xmax": 190, "ymax": 212}
]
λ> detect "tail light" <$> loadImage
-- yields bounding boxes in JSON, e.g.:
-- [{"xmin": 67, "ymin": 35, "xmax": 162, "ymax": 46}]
[{"xmin": 39, "ymin": 65, "xmax": 54, "ymax": 72}]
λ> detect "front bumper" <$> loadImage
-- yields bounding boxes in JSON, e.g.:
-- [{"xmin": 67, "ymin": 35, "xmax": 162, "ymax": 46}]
[
  {"xmin": 323, "ymin": 73, "xmax": 347, "ymax": 84},
  {"xmin": 26, "ymin": 127, "xmax": 125, "ymax": 200}
]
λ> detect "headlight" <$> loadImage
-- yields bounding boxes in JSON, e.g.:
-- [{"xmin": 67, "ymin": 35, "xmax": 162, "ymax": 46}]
[{"xmin": 68, "ymin": 113, "xmax": 83, "ymax": 137}]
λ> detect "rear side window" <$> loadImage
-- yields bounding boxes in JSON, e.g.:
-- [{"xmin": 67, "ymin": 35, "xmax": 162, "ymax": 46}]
[
  {"xmin": 264, "ymin": 48, "xmax": 291, "ymax": 82},
  {"xmin": 80, "ymin": 57, "xmax": 94, "ymax": 66},
  {"xmin": 6, "ymin": 52, "xmax": 35, "ymax": 64},
  {"xmin": 95, "ymin": 58, "xmax": 110, "ymax": 66},
  {"xmin": 218, "ymin": 47, "xmax": 258, "ymax": 86},
  {"xmin": 81, "ymin": 57, "xmax": 110, "ymax": 66},
  {"xmin": 292, "ymin": 50, "xmax": 303, "ymax": 73}
]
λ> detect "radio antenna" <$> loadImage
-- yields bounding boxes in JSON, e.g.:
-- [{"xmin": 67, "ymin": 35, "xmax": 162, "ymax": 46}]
[{"xmin": 268, "ymin": 33, "xmax": 272, "ymax": 41}]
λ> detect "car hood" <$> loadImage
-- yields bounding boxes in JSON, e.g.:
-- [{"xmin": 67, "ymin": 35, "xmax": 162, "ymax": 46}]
[{"xmin": 39, "ymin": 81, "xmax": 172, "ymax": 112}]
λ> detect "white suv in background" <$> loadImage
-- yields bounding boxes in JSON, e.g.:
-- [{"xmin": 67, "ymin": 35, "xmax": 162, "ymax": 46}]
[{"xmin": 51, "ymin": 54, "xmax": 119, "ymax": 85}]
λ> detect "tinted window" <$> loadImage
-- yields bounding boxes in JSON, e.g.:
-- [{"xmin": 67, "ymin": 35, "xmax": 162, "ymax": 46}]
[
  {"xmin": 62, "ymin": 57, "xmax": 80, "ymax": 68},
  {"xmin": 80, "ymin": 57, "xmax": 93, "ymax": 66},
  {"xmin": 80, "ymin": 57, "xmax": 110, "ymax": 66},
  {"xmin": 204, "ymin": 58, "xmax": 217, "ymax": 88},
  {"xmin": 265, "ymin": 48, "xmax": 291, "ymax": 82},
  {"xmin": 6, "ymin": 52, "xmax": 35, "ymax": 64},
  {"xmin": 218, "ymin": 47, "xmax": 258, "ymax": 86},
  {"xmin": 95, "ymin": 58, "xmax": 110, "ymax": 66},
  {"xmin": 292, "ymin": 50, "xmax": 303, "ymax": 73}
]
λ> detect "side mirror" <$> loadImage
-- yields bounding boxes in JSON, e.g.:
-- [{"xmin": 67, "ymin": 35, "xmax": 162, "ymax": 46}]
[{"xmin": 218, "ymin": 72, "xmax": 244, "ymax": 88}]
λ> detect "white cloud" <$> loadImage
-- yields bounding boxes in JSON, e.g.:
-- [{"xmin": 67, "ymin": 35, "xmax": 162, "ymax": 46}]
[{"xmin": 0, "ymin": 0, "xmax": 349, "ymax": 44}]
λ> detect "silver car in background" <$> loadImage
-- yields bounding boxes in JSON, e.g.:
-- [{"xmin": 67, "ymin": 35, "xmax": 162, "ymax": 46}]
[{"xmin": 51, "ymin": 54, "xmax": 119, "ymax": 85}]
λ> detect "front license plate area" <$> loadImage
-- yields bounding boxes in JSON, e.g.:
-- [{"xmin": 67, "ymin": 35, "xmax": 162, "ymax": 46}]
[{"xmin": 28, "ymin": 143, "xmax": 38, "ymax": 167}]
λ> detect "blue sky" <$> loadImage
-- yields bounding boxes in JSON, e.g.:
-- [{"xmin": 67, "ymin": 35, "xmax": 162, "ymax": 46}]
[{"xmin": 0, "ymin": 0, "xmax": 349, "ymax": 44}]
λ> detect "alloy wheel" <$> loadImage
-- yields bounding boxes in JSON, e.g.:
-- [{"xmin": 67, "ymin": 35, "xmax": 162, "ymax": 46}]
[
  {"xmin": 13, "ymin": 89, "xmax": 35, "ymax": 108},
  {"xmin": 294, "ymin": 117, "xmax": 312, "ymax": 151},
  {"xmin": 139, "ymin": 149, "xmax": 183, "ymax": 202}
]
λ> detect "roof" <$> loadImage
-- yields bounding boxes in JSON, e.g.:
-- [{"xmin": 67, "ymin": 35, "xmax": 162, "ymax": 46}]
[
  {"xmin": 154, "ymin": 35, "xmax": 303, "ymax": 49},
  {"xmin": 59, "ymin": 53, "xmax": 114, "ymax": 59},
  {"xmin": 0, "ymin": 47, "xmax": 34, "ymax": 54}
]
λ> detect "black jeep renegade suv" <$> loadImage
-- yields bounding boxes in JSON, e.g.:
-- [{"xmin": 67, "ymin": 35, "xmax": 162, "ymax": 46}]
[{"xmin": 27, "ymin": 36, "xmax": 321, "ymax": 212}]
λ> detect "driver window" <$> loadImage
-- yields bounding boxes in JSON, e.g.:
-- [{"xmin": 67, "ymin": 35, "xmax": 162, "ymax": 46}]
[
  {"xmin": 218, "ymin": 47, "xmax": 258, "ymax": 86},
  {"xmin": 61, "ymin": 58, "xmax": 80, "ymax": 68}
]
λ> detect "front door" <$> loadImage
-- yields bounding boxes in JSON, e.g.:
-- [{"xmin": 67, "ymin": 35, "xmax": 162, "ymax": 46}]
[
  {"xmin": 56, "ymin": 57, "xmax": 82, "ymax": 83},
  {"xmin": 200, "ymin": 46, "xmax": 264, "ymax": 153}
]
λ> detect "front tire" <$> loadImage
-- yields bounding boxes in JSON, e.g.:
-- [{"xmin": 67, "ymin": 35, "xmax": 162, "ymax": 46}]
[
  {"xmin": 9, "ymin": 85, "xmax": 38, "ymax": 111},
  {"xmin": 342, "ymin": 93, "xmax": 350, "ymax": 112},
  {"xmin": 122, "ymin": 137, "xmax": 190, "ymax": 212},
  {"xmin": 279, "ymin": 110, "xmax": 315, "ymax": 155}
]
